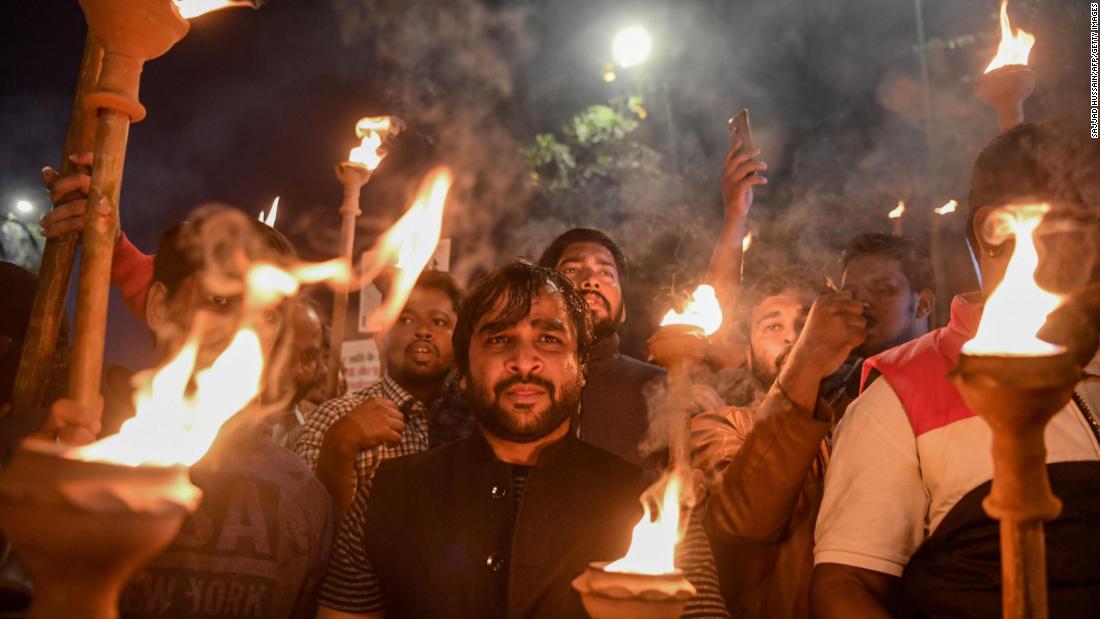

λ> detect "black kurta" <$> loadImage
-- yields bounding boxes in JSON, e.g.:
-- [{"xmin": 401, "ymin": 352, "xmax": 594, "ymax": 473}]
[{"xmin": 362, "ymin": 433, "xmax": 647, "ymax": 618}]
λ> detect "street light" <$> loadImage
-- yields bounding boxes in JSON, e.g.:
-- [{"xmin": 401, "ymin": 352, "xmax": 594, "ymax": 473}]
[
  {"xmin": 15, "ymin": 199, "xmax": 34, "ymax": 215},
  {"xmin": 612, "ymin": 26, "xmax": 652, "ymax": 68}
]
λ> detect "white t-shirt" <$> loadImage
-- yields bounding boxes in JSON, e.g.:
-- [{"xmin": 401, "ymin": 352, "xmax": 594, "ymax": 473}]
[{"xmin": 814, "ymin": 373, "xmax": 1100, "ymax": 577}]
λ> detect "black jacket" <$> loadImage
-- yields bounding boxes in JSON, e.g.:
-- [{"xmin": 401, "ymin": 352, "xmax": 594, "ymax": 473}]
[
  {"xmin": 363, "ymin": 432, "xmax": 647, "ymax": 619},
  {"xmin": 578, "ymin": 334, "xmax": 667, "ymax": 467}
]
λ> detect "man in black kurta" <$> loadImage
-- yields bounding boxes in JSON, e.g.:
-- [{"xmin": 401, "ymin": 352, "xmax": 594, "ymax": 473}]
[{"xmin": 316, "ymin": 262, "xmax": 727, "ymax": 618}]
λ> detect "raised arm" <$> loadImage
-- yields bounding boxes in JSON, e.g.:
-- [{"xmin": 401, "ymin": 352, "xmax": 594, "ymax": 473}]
[{"xmin": 706, "ymin": 139, "xmax": 767, "ymax": 329}]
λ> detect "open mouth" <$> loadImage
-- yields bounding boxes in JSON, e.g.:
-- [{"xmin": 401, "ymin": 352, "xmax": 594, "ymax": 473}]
[
  {"xmin": 582, "ymin": 291, "xmax": 610, "ymax": 313},
  {"xmin": 407, "ymin": 341, "xmax": 438, "ymax": 362}
]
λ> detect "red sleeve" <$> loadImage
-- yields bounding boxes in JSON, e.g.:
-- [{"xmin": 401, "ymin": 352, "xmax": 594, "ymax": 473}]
[{"xmin": 111, "ymin": 232, "xmax": 154, "ymax": 319}]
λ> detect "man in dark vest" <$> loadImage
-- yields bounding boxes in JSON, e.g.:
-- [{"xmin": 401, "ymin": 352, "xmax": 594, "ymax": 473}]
[
  {"xmin": 538, "ymin": 229, "xmax": 666, "ymax": 467},
  {"xmin": 315, "ymin": 261, "xmax": 727, "ymax": 618}
]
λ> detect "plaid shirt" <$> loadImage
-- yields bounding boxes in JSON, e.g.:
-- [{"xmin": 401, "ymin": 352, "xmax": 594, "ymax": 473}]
[{"xmin": 294, "ymin": 374, "xmax": 430, "ymax": 500}]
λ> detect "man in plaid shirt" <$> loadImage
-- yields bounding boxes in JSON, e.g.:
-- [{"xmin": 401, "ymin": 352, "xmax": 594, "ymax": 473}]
[{"xmin": 295, "ymin": 271, "xmax": 464, "ymax": 514}]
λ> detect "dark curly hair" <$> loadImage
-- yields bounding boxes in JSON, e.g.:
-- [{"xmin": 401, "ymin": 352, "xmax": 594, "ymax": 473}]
[{"xmin": 452, "ymin": 261, "xmax": 592, "ymax": 377}]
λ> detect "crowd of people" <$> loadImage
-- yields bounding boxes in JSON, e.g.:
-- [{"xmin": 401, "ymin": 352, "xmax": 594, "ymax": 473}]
[{"xmin": 1, "ymin": 116, "xmax": 1098, "ymax": 619}]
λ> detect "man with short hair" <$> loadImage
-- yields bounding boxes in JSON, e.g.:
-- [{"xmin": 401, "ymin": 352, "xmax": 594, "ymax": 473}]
[
  {"xmin": 691, "ymin": 266, "xmax": 866, "ymax": 619},
  {"xmin": 41, "ymin": 209, "xmax": 334, "ymax": 619},
  {"xmin": 295, "ymin": 270, "xmax": 466, "ymax": 514},
  {"xmin": 538, "ymin": 228, "xmax": 666, "ymax": 466},
  {"xmin": 315, "ymin": 261, "xmax": 726, "ymax": 619},
  {"xmin": 840, "ymin": 233, "xmax": 935, "ymax": 360},
  {"xmin": 812, "ymin": 120, "xmax": 1100, "ymax": 618}
]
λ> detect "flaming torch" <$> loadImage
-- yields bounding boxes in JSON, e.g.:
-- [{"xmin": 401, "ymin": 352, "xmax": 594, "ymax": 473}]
[
  {"xmin": 573, "ymin": 472, "xmax": 696, "ymax": 619},
  {"xmin": 259, "ymin": 196, "xmax": 279, "ymax": 227},
  {"xmin": 326, "ymin": 116, "xmax": 404, "ymax": 398},
  {"xmin": 977, "ymin": 0, "xmax": 1036, "ymax": 131},
  {"xmin": 0, "ymin": 241, "xmax": 338, "ymax": 619},
  {"xmin": 650, "ymin": 285, "xmax": 722, "ymax": 469},
  {"xmin": 889, "ymin": 200, "xmax": 906, "ymax": 235},
  {"xmin": 571, "ymin": 285, "xmax": 721, "ymax": 618},
  {"xmin": 66, "ymin": 0, "xmax": 261, "ymax": 436},
  {"xmin": 950, "ymin": 203, "xmax": 1075, "ymax": 619}
]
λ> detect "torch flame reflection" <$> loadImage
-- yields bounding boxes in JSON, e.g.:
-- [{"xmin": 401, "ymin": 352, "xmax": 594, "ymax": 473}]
[
  {"xmin": 348, "ymin": 116, "xmax": 399, "ymax": 171},
  {"xmin": 361, "ymin": 167, "xmax": 453, "ymax": 332},
  {"xmin": 605, "ymin": 473, "xmax": 683, "ymax": 575},
  {"xmin": 963, "ymin": 203, "xmax": 1064, "ymax": 356},
  {"xmin": 935, "ymin": 199, "xmax": 958, "ymax": 216},
  {"xmin": 889, "ymin": 200, "xmax": 906, "ymax": 219},
  {"xmin": 660, "ymin": 284, "xmax": 723, "ymax": 336},
  {"xmin": 174, "ymin": 0, "xmax": 253, "ymax": 19},
  {"xmin": 258, "ymin": 196, "xmax": 279, "ymax": 227},
  {"xmin": 984, "ymin": 0, "xmax": 1035, "ymax": 73}
]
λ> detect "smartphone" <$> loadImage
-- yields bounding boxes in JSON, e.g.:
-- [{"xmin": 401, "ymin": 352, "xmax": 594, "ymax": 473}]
[{"xmin": 728, "ymin": 108, "xmax": 754, "ymax": 154}]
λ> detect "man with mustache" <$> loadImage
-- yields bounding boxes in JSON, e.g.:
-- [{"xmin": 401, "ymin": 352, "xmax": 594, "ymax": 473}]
[
  {"xmin": 294, "ymin": 270, "xmax": 464, "ymax": 515},
  {"xmin": 538, "ymin": 228, "xmax": 667, "ymax": 466},
  {"xmin": 690, "ymin": 266, "xmax": 867, "ymax": 619},
  {"xmin": 315, "ymin": 261, "xmax": 727, "ymax": 619}
]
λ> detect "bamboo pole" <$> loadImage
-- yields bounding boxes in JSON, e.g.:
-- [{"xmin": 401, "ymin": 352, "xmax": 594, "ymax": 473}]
[
  {"xmin": 69, "ymin": 106, "xmax": 133, "ymax": 416},
  {"xmin": 646, "ymin": 324, "xmax": 708, "ymax": 471},
  {"xmin": 66, "ymin": 0, "xmax": 189, "ymax": 431},
  {"xmin": 326, "ymin": 163, "xmax": 372, "ymax": 399},
  {"xmin": 7, "ymin": 35, "xmax": 103, "ymax": 420}
]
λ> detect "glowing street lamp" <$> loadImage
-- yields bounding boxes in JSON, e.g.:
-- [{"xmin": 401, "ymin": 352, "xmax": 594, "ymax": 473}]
[
  {"xmin": 15, "ymin": 200, "xmax": 35, "ymax": 215},
  {"xmin": 612, "ymin": 26, "xmax": 652, "ymax": 68}
]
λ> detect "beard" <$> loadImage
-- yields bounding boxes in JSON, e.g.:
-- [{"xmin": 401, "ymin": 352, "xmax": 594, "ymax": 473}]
[
  {"xmin": 392, "ymin": 340, "xmax": 450, "ymax": 386},
  {"xmin": 464, "ymin": 372, "xmax": 583, "ymax": 443},
  {"xmin": 750, "ymin": 347, "xmax": 791, "ymax": 391},
  {"xmin": 581, "ymin": 290, "xmax": 623, "ymax": 339}
]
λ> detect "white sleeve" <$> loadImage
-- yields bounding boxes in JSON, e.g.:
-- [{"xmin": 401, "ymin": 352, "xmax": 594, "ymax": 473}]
[{"xmin": 813, "ymin": 378, "xmax": 928, "ymax": 577}]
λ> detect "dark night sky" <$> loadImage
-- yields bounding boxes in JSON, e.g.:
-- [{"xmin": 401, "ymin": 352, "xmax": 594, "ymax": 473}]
[{"xmin": 1, "ymin": 0, "xmax": 1093, "ymax": 365}]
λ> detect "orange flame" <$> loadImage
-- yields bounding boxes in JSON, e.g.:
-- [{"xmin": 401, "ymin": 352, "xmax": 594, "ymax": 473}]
[
  {"xmin": 174, "ymin": 0, "xmax": 253, "ymax": 19},
  {"xmin": 984, "ymin": 0, "xmax": 1035, "ymax": 73},
  {"xmin": 605, "ymin": 474, "xmax": 683, "ymax": 575},
  {"xmin": 70, "ymin": 258, "xmax": 349, "ymax": 467},
  {"xmin": 888, "ymin": 200, "xmax": 906, "ymax": 219},
  {"xmin": 660, "ymin": 284, "xmax": 723, "ymax": 336},
  {"xmin": 360, "ymin": 167, "xmax": 453, "ymax": 332},
  {"xmin": 258, "ymin": 196, "xmax": 279, "ymax": 227},
  {"xmin": 348, "ymin": 116, "xmax": 398, "ymax": 170},
  {"xmin": 742, "ymin": 232, "xmax": 753, "ymax": 253},
  {"xmin": 963, "ymin": 204, "xmax": 1064, "ymax": 356},
  {"xmin": 934, "ymin": 199, "xmax": 958, "ymax": 216}
]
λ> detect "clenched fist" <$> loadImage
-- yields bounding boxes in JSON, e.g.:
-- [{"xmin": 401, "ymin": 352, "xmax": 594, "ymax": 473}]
[
  {"xmin": 786, "ymin": 292, "xmax": 867, "ymax": 382},
  {"xmin": 330, "ymin": 397, "xmax": 406, "ymax": 450}
]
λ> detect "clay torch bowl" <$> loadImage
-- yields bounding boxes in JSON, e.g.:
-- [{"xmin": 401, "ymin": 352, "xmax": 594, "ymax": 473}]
[
  {"xmin": 647, "ymin": 324, "xmax": 709, "ymax": 369},
  {"xmin": 0, "ymin": 440, "xmax": 200, "ymax": 619},
  {"xmin": 572, "ymin": 561, "xmax": 696, "ymax": 619}
]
